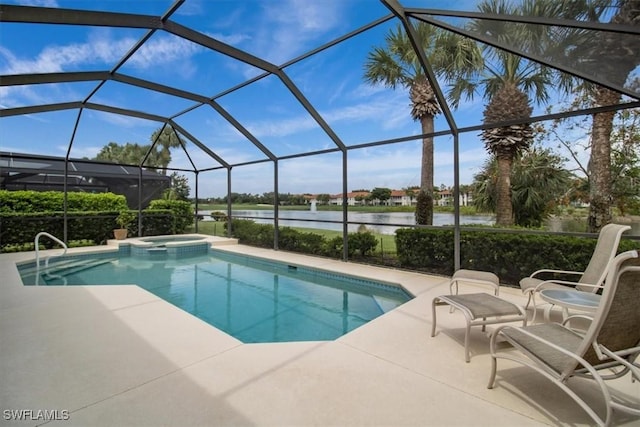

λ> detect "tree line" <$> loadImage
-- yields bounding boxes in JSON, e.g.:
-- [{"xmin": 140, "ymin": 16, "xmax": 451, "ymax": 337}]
[
  {"xmin": 90, "ymin": 125, "xmax": 191, "ymax": 202},
  {"xmin": 364, "ymin": 0, "xmax": 639, "ymax": 232}
]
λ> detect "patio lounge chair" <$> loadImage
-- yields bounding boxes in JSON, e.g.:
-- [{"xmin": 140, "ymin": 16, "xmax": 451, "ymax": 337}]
[
  {"xmin": 488, "ymin": 250, "xmax": 640, "ymax": 427},
  {"xmin": 519, "ymin": 223, "xmax": 631, "ymax": 321}
]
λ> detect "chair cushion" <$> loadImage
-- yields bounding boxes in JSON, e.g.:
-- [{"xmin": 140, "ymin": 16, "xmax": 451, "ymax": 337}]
[{"xmin": 501, "ymin": 323, "xmax": 584, "ymax": 375}]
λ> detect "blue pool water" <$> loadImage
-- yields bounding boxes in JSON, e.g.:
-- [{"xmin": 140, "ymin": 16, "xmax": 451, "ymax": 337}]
[{"xmin": 19, "ymin": 250, "xmax": 411, "ymax": 343}]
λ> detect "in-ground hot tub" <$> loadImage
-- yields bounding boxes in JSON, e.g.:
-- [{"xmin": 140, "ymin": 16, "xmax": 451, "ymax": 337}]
[
  {"xmin": 139, "ymin": 235, "xmax": 207, "ymax": 246},
  {"xmin": 123, "ymin": 234, "xmax": 227, "ymax": 258}
]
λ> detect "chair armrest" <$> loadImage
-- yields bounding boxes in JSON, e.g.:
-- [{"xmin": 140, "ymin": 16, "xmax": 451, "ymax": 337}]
[
  {"xmin": 565, "ymin": 282, "xmax": 604, "ymax": 291},
  {"xmin": 532, "ymin": 279, "xmax": 588, "ymax": 293},
  {"xmin": 596, "ymin": 344, "xmax": 640, "ymax": 382},
  {"xmin": 561, "ymin": 314, "xmax": 594, "ymax": 331},
  {"xmin": 530, "ymin": 268, "xmax": 583, "ymax": 279}
]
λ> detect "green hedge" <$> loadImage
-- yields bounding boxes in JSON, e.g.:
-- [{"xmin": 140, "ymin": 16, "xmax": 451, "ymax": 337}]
[
  {"xmin": 0, "ymin": 212, "xmax": 118, "ymax": 248},
  {"xmin": 396, "ymin": 228, "xmax": 639, "ymax": 285},
  {"xmin": 0, "ymin": 190, "xmax": 128, "ymax": 212},
  {"xmin": 148, "ymin": 199, "xmax": 193, "ymax": 233},
  {"xmin": 0, "ymin": 210, "xmax": 178, "ymax": 250},
  {"xmin": 227, "ymin": 219, "xmax": 378, "ymax": 257},
  {"xmin": 0, "ymin": 191, "xmax": 193, "ymax": 251}
]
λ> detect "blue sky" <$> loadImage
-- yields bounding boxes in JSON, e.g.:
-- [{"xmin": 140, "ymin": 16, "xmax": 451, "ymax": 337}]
[{"xmin": 0, "ymin": 0, "xmax": 580, "ymax": 198}]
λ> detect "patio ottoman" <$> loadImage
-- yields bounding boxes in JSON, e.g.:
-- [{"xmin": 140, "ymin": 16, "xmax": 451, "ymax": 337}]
[
  {"xmin": 431, "ymin": 292, "xmax": 527, "ymax": 362},
  {"xmin": 449, "ymin": 269, "xmax": 500, "ymax": 295}
]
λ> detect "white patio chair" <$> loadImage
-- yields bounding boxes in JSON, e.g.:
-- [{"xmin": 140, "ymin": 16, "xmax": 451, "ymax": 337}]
[
  {"xmin": 519, "ymin": 223, "xmax": 631, "ymax": 321},
  {"xmin": 489, "ymin": 250, "xmax": 640, "ymax": 427}
]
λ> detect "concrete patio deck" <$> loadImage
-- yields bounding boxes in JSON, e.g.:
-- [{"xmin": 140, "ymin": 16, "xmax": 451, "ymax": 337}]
[{"xmin": 1, "ymin": 241, "xmax": 638, "ymax": 426}]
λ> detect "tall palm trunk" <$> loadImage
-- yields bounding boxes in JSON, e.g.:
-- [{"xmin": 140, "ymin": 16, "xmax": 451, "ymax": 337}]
[
  {"xmin": 481, "ymin": 82, "xmax": 533, "ymax": 227},
  {"xmin": 585, "ymin": 0, "xmax": 640, "ymax": 232},
  {"xmin": 411, "ymin": 77, "xmax": 440, "ymax": 226},
  {"xmin": 420, "ymin": 115, "xmax": 434, "ymax": 224},
  {"xmin": 587, "ymin": 87, "xmax": 619, "ymax": 231},
  {"xmin": 495, "ymin": 154, "xmax": 513, "ymax": 226}
]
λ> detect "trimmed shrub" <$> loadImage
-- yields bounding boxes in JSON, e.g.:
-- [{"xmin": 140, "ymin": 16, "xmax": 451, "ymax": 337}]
[
  {"xmin": 396, "ymin": 227, "xmax": 639, "ymax": 285},
  {"xmin": 350, "ymin": 231, "xmax": 378, "ymax": 256},
  {"xmin": 278, "ymin": 227, "xmax": 325, "ymax": 255},
  {"xmin": 0, "ymin": 190, "xmax": 190, "ymax": 251},
  {"xmin": 228, "ymin": 219, "xmax": 377, "ymax": 258},
  {"xmin": 226, "ymin": 219, "xmax": 273, "ymax": 248},
  {"xmin": 148, "ymin": 199, "xmax": 193, "ymax": 233},
  {"xmin": 0, "ymin": 190, "xmax": 127, "ymax": 213}
]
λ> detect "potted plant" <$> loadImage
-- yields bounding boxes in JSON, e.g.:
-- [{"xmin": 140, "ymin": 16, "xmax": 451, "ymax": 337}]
[{"xmin": 114, "ymin": 210, "xmax": 136, "ymax": 240}]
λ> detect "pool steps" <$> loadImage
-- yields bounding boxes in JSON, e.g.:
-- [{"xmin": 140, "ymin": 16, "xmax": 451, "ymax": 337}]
[{"xmin": 22, "ymin": 258, "xmax": 117, "ymax": 285}]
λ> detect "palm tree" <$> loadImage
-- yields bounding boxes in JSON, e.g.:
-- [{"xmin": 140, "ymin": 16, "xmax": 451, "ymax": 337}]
[
  {"xmin": 511, "ymin": 147, "xmax": 572, "ymax": 227},
  {"xmin": 450, "ymin": 0, "xmax": 589, "ymax": 226},
  {"xmin": 364, "ymin": 23, "xmax": 482, "ymax": 225},
  {"xmin": 150, "ymin": 125, "xmax": 183, "ymax": 175},
  {"xmin": 583, "ymin": 0, "xmax": 640, "ymax": 232},
  {"xmin": 455, "ymin": 47, "xmax": 542, "ymax": 226},
  {"xmin": 95, "ymin": 142, "xmax": 124, "ymax": 163},
  {"xmin": 95, "ymin": 142, "xmax": 155, "ymax": 167},
  {"xmin": 481, "ymin": 74, "xmax": 536, "ymax": 226},
  {"xmin": 472, "ymin": 147, "xmax": 572, "ymax": 227}
]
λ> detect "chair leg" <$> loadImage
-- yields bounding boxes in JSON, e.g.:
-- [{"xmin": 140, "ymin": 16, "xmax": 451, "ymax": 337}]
[
  {"xmin": 431, "ymin": 299, "xmax": 438, "ymax": 338},
  {"xmin": 524, "ymin": 291, "xmax": 532, "ymax": 309},
  {"xmin": 529, "ymin": 292, "xmax": 539, "ymax": 324},
  {"xmin": 543, "ymin": 303, "xmax": 555, "ymax": 323},
  {"xmin": 487, "ymin": 356, "xmax": 497, "ymax": 389},
  {"xmin": 488, "ymin": 336, "xmax": 498, "ymax": 388},
  {"xmin": 464, "ymin": 321, "xmax": 471, "ymax": 363},
  {"xmin": 449, "ymin": 280, "xmax": 458, "ymax": 313}
]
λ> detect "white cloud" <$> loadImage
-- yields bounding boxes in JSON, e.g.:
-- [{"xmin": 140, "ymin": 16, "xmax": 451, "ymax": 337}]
[
  {"xmin": 174, "ymin": 0, "xmax": 204, "ymax": 17},
  {"xmin": 206, "ymin": 32, "xmax": 252, "ymax": 46},
  {"xmin": 0, "ymin": 33, "xmax": 135, "ymax": 75},
  {"xmin": 349, "ymin": 82, "xmax": 391, "ymax": 99},
  {"xmin": 235, "ymin": 89, "xmax": 410, "ymax": 142},
  {"xmin": 0, "ymin": 29, "xmax": 203, "ymax": 76},
  {"xmin": 251, "ymin": 0, "xmax": 346, "ymax": 65},
  {"xmin": 246, "ymin": 115, "xmax": 317, "ymax": 138},
  {"xmin": 127, "ymin": 35, "xmax": 201, "ymax": 69},
  {"xmin": 15, "ymin": 0, "xmax": 58, "ymax": 6}
]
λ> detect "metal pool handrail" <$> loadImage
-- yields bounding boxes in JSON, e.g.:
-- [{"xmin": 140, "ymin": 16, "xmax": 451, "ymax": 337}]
[{"xmin": 35, "ymin": 231, "xmax": 67, "ymax": 270}]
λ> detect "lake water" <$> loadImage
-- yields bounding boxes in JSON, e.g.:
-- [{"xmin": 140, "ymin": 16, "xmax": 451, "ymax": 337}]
[{"xmin": 198, "ymin": 209, "xmax": 495, "ymax": 235}]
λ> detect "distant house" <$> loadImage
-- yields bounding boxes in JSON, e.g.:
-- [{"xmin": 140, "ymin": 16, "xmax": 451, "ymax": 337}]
[
  {"xmin": 329, "ymin": 191, "xmax": 370, "ymax": 206},
  {"xmin": 388, "ymin": 190, "xmax": 416, "ymax": 206},
  {"xmin": 436, "ymin": 189, "xmax": 453, "ymax": 206},
  {"xmin": 435, "ymin": 188, "xmax": 474, "ymax": 207},
  {"xmin": 320, "ymin": 187, "xmax": 471, "ymax": 207}
]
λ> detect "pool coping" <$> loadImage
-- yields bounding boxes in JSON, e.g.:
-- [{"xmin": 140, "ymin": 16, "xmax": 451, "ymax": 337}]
[
  {"xmin": 124, "ymin": 233, "xmax": 237, "ymax": 248},
  {"xmin": 2, "ymin": 240, "xmax": 638, "ymax": 426}
]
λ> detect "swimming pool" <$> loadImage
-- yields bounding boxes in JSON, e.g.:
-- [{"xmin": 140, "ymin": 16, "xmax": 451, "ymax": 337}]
[{"xmin": 18, "ymin": 249, "xmax": 411, "ymax": 343}]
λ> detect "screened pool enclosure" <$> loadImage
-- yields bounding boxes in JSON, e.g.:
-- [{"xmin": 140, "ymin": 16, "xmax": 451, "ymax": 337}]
[{"xmin": 1, "ymin": 0, "xmax": 638, "ymax": 267}]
